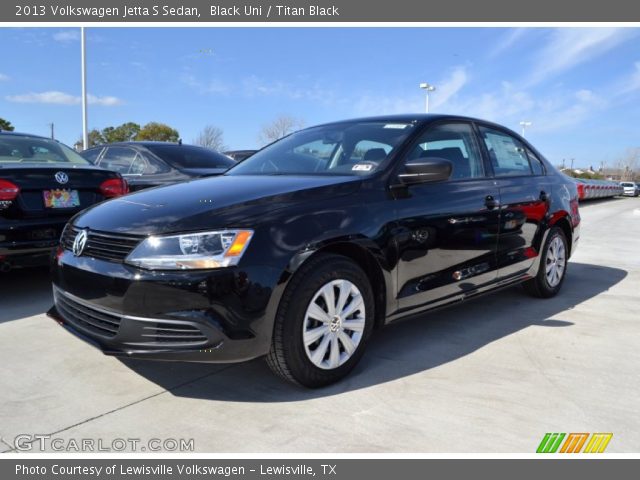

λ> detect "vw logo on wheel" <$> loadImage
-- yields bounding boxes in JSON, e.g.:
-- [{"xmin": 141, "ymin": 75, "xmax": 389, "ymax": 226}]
[
  {"xmin": 72, "ymin": 230, "xmax": 89, "ymax": 257},
  {"xmin": 55, "ymin": 172, "xmax": 69, "ymax": 184}
]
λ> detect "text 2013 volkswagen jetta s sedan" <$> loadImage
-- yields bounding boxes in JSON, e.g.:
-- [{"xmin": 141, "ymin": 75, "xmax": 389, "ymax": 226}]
[{"xmin": 49, "ymin": 115, "xmax": 580, "ymax": 387}]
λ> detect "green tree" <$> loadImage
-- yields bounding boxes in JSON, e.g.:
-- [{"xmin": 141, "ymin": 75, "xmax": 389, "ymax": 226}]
[
  {"xmin": 103, "ymin": 122, "xmax": 141, "ymax": 143},
  {"xmin": 76, "ymin": 129, "xmax": 106, "ymax": 148},
  {"xmin": 76, "ymin": 128, "xmax": 106, "ymax": 147},
  {"xmin": 135, "ymin": 122, "xmax": 179, "ymax": 142},
  {"xmin": 0, "ymin": 117, "xmax": 15, "ymax": 131},
  {"xmin": 88, "ymin": 129, "xmax": 105, "ymax": 147}
]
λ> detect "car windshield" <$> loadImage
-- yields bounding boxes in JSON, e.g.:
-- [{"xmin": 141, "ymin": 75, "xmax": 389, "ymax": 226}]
[
  {"xmin": 0, "ymin": 136, "xmax": 90, "ymax": 165},
  {"xmin": 145, "ymin": 144, "xmax": 235, "ymax": 169},
  {"xmin": 227, "ymin": 121, "xmax": 416, "ymax": 176}
]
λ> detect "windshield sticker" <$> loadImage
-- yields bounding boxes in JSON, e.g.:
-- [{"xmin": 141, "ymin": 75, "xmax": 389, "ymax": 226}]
[
  {"xmin": 383, "ymin": 123, "xmax": 410, "ymax": 129},
  {"xmin": 352, "ymin": 163, "xmax": 373, "ymax": 171}
]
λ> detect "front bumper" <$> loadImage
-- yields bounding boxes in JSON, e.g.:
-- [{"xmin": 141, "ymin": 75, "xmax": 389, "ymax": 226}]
[{"xmin": 49, "ymin": 252, "xmax": 283, "ymax": 363}]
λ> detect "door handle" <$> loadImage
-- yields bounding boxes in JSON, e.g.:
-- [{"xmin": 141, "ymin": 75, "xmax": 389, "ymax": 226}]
[
  {"xmin": 539, "ymin": 190, "xmax": 549, "ymax": 201},
  {"xmin": 484, "ymin": 195, "xmax": 499, "ymax": 210}
]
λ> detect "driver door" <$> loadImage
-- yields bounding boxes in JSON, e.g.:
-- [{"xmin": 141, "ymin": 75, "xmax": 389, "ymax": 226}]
[{"xmin": 393, "ymin": 121, "xmax": 502, "ymax": 312}]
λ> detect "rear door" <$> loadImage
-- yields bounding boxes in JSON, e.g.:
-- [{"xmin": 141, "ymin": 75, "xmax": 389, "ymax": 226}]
[
  {"xmin": 394, "ymin": 121, "xmax": 501, "ymax": 312},
  {"xmin": 477, "ymin": 125, "xmax": 552, "ymax": 280}
]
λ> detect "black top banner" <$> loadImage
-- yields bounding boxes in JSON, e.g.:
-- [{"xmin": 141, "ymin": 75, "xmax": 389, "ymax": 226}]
[{"xmin": 3, "ymin": 0, "xmax": 640, "ymax": 22}]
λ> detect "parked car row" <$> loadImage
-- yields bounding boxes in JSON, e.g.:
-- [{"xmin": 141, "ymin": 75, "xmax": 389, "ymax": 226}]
[
  {"xmin": 1, "ymin": 132, "xmax": 244, "ymax": 271},
  {"xmin": 572, "ymin": 178, "xmax": 624, "ymax": 201},
  {"xmin": 44, "ymin": 114, "xmax": 582, "ymax": 387},
  {"xmin": 620, "ymin": 181, "xmax": 640, "ymax": 197}
]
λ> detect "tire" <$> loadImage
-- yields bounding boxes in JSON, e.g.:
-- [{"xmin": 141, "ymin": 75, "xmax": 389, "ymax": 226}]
[
  {"xmin": 266, "ymin": 253, "xmax": 375, "ymax": 388},
  {"xmin": 523, "ymin": 226, "xmax": 568, "ymax": 298}
]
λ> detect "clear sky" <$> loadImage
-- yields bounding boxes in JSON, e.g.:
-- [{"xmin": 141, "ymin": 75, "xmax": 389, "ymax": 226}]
[{"xmin": 1, "ymin": 27, "xmax": 639, "ymax": 168}]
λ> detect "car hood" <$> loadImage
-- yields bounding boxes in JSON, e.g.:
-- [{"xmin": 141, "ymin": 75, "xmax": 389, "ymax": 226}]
[{"xmin": 74, "ymin": 174, "xmax": 361, "ymax": 235}]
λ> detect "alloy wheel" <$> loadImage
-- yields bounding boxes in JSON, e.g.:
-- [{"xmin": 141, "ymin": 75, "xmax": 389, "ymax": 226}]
[{"xmin": 545, "ymin": 235, "xmax": 566, "ymax": 288}]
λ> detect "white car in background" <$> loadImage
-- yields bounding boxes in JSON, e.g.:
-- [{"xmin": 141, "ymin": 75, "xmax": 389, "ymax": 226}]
[{"xmin": 620, "ymin": 182, "xmax": 639, "ymax": 197}]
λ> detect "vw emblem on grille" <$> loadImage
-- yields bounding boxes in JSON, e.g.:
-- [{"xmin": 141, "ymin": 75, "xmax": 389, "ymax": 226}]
[
  {"xmin": 55, "ymin": 172, "xmax": 69, "ymax": 184},
  {"xmin": 72, "ymin": 230, "xmax": 88, "ymax": 257}
]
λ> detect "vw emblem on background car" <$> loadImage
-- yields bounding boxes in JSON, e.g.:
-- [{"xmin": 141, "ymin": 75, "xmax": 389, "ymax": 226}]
[
  {"xmin": 72, "ymin": 230, "xmax": 89, "ymax": 257},
  {"xmin": 55, "ymin": 172, "xmax": 69, "ymax": 184}
]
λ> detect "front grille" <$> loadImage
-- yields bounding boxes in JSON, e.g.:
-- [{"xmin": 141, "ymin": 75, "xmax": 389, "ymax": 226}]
[
  {"xmin": 61, "ymin": 225, "xmax": 141, "ymax": 262},
  {"xmin": 142, "ymin": 322, "xmax": 208, "ymax": 345},
  {"xmin": 55, "ymin": 289, "xmax": 122, "ymax": 338}
]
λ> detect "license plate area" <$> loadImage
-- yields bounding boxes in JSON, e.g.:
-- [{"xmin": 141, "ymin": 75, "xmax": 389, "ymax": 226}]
[{"xmin": 43, "ymin": 189, "xmax": 80, "ymax": 209}]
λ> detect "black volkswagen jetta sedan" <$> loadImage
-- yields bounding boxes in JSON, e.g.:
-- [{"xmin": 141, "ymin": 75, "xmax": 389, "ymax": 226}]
[{"xmin": 49, "ymin": 115, "xmax": 580, "ymax": 387}]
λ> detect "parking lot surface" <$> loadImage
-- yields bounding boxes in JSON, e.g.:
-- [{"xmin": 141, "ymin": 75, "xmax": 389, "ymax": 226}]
[{"xmin": 1, "ymin": 198, "xmax": 639, "ymax": 453}]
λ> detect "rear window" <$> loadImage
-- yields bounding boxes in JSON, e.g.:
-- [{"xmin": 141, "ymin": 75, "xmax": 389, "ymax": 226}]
[
  {"xmin": 0, "ymin": 136, "xmax": 89, "ymax": 165},
  {"xmin": 145, "ymin": 144, "xmax": 235, "ymax": 169}
]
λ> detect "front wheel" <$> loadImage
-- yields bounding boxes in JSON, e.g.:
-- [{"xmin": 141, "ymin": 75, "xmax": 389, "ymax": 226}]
[
  {"xmin": 266, "ymin": 254, "xmax": 374, "ymax": 388},
  {"xmin": 523, "ymin": 226, "xmax": 568, "ymax": 298}
]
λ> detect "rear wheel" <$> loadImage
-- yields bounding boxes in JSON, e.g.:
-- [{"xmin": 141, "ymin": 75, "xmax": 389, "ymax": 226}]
[
  {"xmin": 266, "ymin": 253, "xmax": 374, "ymax": 388},
  {"xmin": 523, "ymin": 226, "xmax": 568, "ymax": 298}
]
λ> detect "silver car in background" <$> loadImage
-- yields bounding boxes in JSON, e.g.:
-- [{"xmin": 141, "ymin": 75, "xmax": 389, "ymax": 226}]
[{"xmin": 620, "ymin": 181, "xmax": 639, "ymax": 197}]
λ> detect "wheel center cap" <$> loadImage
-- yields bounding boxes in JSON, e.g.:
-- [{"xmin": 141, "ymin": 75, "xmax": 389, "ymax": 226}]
[{"xmin": 330, "ymin": 315, "xmax": 341, "ymax": 332}]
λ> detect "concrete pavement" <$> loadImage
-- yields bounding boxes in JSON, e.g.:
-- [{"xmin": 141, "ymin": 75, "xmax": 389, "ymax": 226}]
[{"xmin": 1, "ymin": 198, "xmax": 638, "ymax": 452}]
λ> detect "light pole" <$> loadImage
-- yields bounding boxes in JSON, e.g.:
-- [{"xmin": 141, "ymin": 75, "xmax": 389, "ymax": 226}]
[
  {"xmin": 519, "ymin": 121, "xmax": 532, "ymax": 138},
  {"xmin": 419, "ymin": 82, "xmax": 436, "ymax": 114},
  {"xmin": 81, "ymin": 27, "xmax": 88, "ymax": 150}
]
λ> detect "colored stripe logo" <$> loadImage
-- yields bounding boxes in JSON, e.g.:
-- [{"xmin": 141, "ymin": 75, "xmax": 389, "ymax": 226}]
[{"xmin": 537, "ymin": 433, "xmax": 613, "ymax": 453}]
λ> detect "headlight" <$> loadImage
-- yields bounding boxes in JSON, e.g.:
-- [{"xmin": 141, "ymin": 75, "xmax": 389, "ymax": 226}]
[{"xmin": 125, "ymin": 229, "xmax": 253, "ymax": 270}]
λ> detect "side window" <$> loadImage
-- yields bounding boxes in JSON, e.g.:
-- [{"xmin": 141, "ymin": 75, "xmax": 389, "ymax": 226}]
[
  {"xmin": 525, "ymin": 148, "xmax": 545, "ymax": 176},
  {"xmin": 129, "ymin": 155, "xmax": 147, "ymax": 175},
  {"xmin": 408, "ymin": 122, "xmax": 485, "ymax": 179},
  {"xmin": 479, "ymin": 127, "xmax": 532, "ymax": 176},
  {"xmin": 143, "ymin": 155, "xmax": 170, "ymax": 174},
  {"xmin": 82, "ymin": 148, "xmax": 102, "ymax": 164},
  {"xmin": 99, "ymin": 147, "xmax": 140, "ymax": 175}
]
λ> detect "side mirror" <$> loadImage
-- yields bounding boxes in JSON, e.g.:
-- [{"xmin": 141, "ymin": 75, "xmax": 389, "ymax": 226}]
[{"xmin": 397, "ymin": 157, "xmax": 452, "ymax": 185}]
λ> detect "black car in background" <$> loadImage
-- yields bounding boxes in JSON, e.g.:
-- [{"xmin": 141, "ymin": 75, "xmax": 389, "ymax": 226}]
[
  {"xmin": 81, "ymin": 142, "xmax": 235, "ymax": 191},
  {"xmin": 0, "ymin": 131, "xmax": 128, "ymax": 271},
  {"xmin": 50, "ymin": 114, "xmax": 580, "ymax": 387}
]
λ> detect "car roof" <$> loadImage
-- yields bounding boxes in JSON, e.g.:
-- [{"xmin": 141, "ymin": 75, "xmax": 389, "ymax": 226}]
[
  {"xmin": 85, "ymin": 141, "xmax": 228, "ymax": 152},
  {"xmin": 310, "ymin": 114, "xmax": 525, "ymax": 137},
  {"xmin": 0, "ymin": 130, "xmax": 51, "ymax": 140}
]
